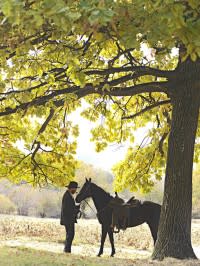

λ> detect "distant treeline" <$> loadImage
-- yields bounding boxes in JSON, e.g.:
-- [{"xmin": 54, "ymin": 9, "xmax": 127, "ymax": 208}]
[{"xmin": 0, "ymin": 161, "xmax": 199, "ymax": 218}]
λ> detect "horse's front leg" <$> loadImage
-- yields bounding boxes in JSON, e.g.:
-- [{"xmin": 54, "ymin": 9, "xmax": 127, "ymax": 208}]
[
  {"xmin": 97, "ymin": 225, "xmax": 107, "ymax": 257},
  {"xmin": 108, "ymin": 228, "xmax": 115, "ymax": 257}
]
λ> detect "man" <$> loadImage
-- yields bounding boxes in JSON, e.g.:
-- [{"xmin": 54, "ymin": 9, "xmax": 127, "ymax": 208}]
[{"xmin": 60, "ymin": 181, "xmax": 80, "ymax": 253}]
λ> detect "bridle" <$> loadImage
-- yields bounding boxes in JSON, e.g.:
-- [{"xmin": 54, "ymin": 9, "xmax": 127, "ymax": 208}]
[
  {"xmin": 78, "ymin": 182, "xmax": 97, "ymax": 215},
  {"xmin": 78, "ymin": 182, "xmax": 111, "ymax": 217}
]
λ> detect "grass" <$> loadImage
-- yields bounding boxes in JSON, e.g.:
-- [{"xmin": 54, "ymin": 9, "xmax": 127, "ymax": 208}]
[
  {"xmin": 0, "ymin": 215, "xmax": 200, "ymax": 265},
  {"xmin": 0, "ymin": 214, "xmax": 154, "ymax": 249},
  {"xmin": 0, "ymin": 245, "xmax": 130, "ymax": 266},
  {"xmin": 1, "ymin": 215, "xmax": 200, "ymax": 248}
]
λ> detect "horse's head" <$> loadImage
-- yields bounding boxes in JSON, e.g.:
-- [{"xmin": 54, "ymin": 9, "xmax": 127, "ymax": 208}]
[{"xmin": 75, "ymin": 178, "xmax": 92, "ymax": 203}]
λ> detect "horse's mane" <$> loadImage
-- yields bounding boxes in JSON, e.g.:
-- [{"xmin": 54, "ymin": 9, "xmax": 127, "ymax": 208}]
[{"xmin": 91, "ymin": 182, "xmax": 113, "ymax": 199}]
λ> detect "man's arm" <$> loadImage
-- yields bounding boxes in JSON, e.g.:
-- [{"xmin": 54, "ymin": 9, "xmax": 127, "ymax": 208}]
[{"xmin": 62, "ymin": 193, "xmax": 74, "ymax": 216}]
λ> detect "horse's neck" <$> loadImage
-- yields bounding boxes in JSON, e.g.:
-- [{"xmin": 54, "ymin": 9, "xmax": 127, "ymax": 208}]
[{"xmin": 91, "ymin": 185, "xmax": 112, "ymax": 211}]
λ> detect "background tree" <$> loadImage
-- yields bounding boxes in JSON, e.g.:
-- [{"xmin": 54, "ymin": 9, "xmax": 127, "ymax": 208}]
[
  {"xmin": 8, "ymin": 185, "xmax": 36, "ymax": 216},
  {"xmin": 0, "ymin": 0, "xmax": 200, "ymax": 260},
  {"xmin": 0, "ymin": 194, "xmax": 16, "ymax": 214},
  {"xmin": 76, "ymin": 161, "xmax": 113, "ymax": 189},
  {"xmin": 35, "ymin": 189, "xmax": 61, "ymax": 218},
  {"xmin": 0, "ymin": 162, "xmax": 116, "ymax": 218}
]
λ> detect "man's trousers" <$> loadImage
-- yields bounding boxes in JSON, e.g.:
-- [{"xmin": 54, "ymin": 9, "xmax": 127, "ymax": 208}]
[{"xmin": 64, "ymin": 223, "xmax": 75, "ymax": 252}]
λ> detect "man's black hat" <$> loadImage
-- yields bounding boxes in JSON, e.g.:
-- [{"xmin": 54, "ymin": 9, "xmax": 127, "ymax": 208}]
[{"xmin": 66, "ymin": 181, "xmax": 79, "ymax": 189}]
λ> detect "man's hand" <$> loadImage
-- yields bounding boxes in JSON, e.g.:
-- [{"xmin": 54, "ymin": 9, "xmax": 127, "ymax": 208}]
[{"xmin": 75, "ymin": 205, "xmax": 81, "ymax": 219}]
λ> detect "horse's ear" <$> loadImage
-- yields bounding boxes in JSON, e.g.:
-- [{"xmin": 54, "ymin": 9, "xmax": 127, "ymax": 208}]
[
  {"xmin": 85, "ymin": 178, "xmax": 88, "ymax": 182},
  {"xmin": 89, "ymin": 178, "xmax": 91, "ymax": 182}
]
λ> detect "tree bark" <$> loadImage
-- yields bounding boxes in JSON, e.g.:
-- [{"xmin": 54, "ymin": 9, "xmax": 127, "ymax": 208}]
[{"xmin": 152, "ymin": 60, "xmax": 200, "ymax": 260}]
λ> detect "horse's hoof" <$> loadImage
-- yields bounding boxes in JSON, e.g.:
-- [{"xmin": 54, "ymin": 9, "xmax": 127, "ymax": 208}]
[{"xmin": 97, "ymin": 253, "xmax": 102, "ymax": 257}]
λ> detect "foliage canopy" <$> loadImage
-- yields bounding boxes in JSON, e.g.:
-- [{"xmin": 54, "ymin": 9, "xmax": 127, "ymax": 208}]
[{"xmin": 0, "ymin": 0, "xmax": 199, "ymax": 191}]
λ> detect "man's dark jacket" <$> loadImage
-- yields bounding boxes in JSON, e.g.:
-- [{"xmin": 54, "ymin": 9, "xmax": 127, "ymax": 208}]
[{"xmin": 60, "ymin": 190, "xmax": 77, "ymax": 225}]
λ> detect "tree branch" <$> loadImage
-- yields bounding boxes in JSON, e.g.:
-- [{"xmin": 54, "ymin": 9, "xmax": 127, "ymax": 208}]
[
  {"xmin": 122, "ymin": 100, "xmax": 171, "ymax": 120},
  {"xmin": 37, "ymin": 108, "xmax": 55, "ymax": 135},
  {"xmin": 85, "ymin": 66, "xmax": 174, "ymax": 78},
  {"xmin": 95, "ymin": 81, "xmax": 170, "ymax": 97},
  {"xmin": 0, "ymin": 81, "xmax": 169, "ymax": 117},
  {"xmin": 159, "ymin": 132, "xmax": 169, "ymax": 157},
  {"xmin": 31, "ymin": 108, "xmax": 55, "ymax": 151}
]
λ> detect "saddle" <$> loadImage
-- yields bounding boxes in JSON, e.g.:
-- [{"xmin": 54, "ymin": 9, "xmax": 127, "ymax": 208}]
[{"xmin": 108, "ymin": 192, "xmax": 141, "ymax": 233}]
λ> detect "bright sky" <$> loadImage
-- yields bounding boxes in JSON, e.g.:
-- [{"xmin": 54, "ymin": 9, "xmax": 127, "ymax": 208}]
[
  {"xmin": 15, "ymin": 106, "xmax": 149, "ymax": 173},
  {"xmin": 69, "ymin": 107, "xmax": 149, "ymax": 172}
]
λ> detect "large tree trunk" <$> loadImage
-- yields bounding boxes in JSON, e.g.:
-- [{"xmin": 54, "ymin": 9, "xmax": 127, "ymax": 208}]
[{"xmin": 152, "ymin": 60, "xmax": 200, "ymax": 260}]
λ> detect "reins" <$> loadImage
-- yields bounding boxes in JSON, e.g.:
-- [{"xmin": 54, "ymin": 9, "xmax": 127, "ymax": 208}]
[
  {"xmin": 81, "ymin": 199, "xmax": 111, "ymax": 218},
  {"xmin": 82, "ymin": 199, "xmax": 97, "ymax": 215}
]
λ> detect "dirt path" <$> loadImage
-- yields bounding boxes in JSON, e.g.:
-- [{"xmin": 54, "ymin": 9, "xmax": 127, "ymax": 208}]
[
  {"xmin": 0, "ymin": 238, "xmax": 151, "ymax": 259},
  {"xmin": 1, "ymin": 238, "xmax": 200, "ymax": 260}
]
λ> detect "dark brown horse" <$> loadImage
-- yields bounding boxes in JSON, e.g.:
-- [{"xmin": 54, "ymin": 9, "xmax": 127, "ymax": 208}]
[{"xmin": 76, "ymin": 178, "xmax": 161, "ymax": 257}]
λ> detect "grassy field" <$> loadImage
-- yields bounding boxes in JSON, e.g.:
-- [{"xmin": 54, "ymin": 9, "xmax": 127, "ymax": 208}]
[
  {"xmin": 0, "ymin": 215, "xmax": 200, "ymax": 265},
  {"xmin": 1, "ymin": 215, "xmax": 200, "ymax": 247},
  {"xmin": 0, "ymin": 214, "xmax": 154, "ymax": 249}
]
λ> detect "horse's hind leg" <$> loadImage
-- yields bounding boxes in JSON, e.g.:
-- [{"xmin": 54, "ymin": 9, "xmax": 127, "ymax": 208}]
[
  {"xmin": 147, "ymin": 221, "xmax": 158, "ymax": 245},
  {"xmin": 97, "ymin": 225, "xmax": 107, "ymax": 257},
  {"xmin": 108, "ymin": 228, "xmax": 115, "ymax": 257}
]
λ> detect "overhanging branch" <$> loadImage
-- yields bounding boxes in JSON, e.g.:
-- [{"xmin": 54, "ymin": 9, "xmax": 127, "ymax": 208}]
[
  {"xmin": 159, "ymin": 132, "xmax": 169, "ymax": 157},
  {"xmin": 85, "ymin": 66, "xmax": 174, "ymax": 78},
  {"xmin": 96, "ymin": 81, "xmax": 170, "ymax": 97},
  {"xmin": 122, "ymin": 100, "xmax": 171, "ymax": 120},
  {"xmin": 0, "ymin": 81, "xmax": 169, "ymax": 117},
  {"xmin": 31, "ymin": 108, "xmax": 55, "ymax": 150}
]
